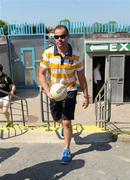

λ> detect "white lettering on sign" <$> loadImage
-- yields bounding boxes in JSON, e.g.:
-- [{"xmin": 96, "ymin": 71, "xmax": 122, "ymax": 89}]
[
  {"xmin": 110, "ymin": 44, "xmax": 117, "ymax": 51},
  {"xmin": 119, "ymin": 43, "xmax": 128, "ymax": 51},
  {"xmin": 87, "ymin": 43, "xmax": 130, "ymax": 52}
]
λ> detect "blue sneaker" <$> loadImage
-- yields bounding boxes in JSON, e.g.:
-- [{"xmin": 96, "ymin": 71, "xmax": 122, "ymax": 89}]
[{"xmin": 61, "ymin": 149, "xmax": 72, "ymax": 165}]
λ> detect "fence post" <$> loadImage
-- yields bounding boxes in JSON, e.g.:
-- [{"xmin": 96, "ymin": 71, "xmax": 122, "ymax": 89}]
[
  {"xmin": 40, "ymin": 86, "xmax": 45, "ymax": 122},
  {"xmin": 21, "ymin": 100, "xmax": 25, "ymax": 126},
  {"xmin": 9, "ymin": 94, "xmax": 13, "ymax": 125},
  {"xmin": 46, "ymin": 95, "xmax": 50, "ymax": 131}
]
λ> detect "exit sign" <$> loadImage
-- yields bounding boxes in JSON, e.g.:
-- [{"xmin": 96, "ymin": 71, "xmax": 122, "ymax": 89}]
[{"xmin": 86, "ymin": 43, "xmax": 130, "ymax": 52}]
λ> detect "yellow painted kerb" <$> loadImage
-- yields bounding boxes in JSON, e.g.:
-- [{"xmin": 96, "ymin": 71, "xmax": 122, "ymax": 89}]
[{"xmin": 0, "ymin": 124, "xmax": 107, "ymax": 133}]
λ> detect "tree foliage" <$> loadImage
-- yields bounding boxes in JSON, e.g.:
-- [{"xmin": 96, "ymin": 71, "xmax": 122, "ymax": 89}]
[
  {"xmin": 0, "ymin": 20, "xmax": 8, "ymax": 35},
  {"xmin": 59, "ymin": 19, "xmax": 70, "ymax": 26}
]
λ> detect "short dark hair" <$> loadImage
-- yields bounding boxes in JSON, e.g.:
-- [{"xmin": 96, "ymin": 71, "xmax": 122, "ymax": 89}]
[
  {"xmin": 54, "ymin": 25, "xmax": 69, "ymax": 36},
  {"xmin": 0, "ymin": 64, "xmax": 3, "ymax": 71}
]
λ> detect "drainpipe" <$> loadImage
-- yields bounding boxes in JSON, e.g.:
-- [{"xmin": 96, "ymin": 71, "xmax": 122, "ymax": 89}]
[{"xmin": 6, "ymin": 35, "xmax": 14, "ymax": 81}]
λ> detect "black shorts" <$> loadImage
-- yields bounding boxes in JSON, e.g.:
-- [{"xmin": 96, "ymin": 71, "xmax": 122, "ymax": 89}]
[{"xmin": 50, "ymin": 90, "xmax": 77, "ymax": 121}]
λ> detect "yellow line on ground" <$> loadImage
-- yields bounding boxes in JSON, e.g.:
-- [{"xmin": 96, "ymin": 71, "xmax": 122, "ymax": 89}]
[{"xmin": 0, "ymin": 124, "xmax": 107, "ymax": 133}]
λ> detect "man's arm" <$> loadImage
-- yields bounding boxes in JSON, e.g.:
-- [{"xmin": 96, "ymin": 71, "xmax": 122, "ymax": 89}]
[
  {"xmin": 39, "ymin": 66, "xmax": 52, "ymax": 99},
  {"xmin": 77, "ymin": 70, "xmax": 89, "ymax": 109}
]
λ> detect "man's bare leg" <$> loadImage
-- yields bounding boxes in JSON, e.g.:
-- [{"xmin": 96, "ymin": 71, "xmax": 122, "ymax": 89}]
[
  {"xmin": 62, "ymin": 120, "xmax": 72, "ymax": 149},
  {"xmin": 60, "ymin": 120, "xmax": 72, "ymax": 164}
]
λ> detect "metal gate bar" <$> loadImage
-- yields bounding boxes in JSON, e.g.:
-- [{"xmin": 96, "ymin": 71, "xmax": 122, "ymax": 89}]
[
  {"xmin": 40, "ymin": 87, "xmax": 56, "ymax": 131},
  {"xmin": 0, "ymin": 89, "xmax": 29, "ymax": 126},
  {"xmin": 95, "ymin": 80, "xmax": 112, "ymax": 129}
]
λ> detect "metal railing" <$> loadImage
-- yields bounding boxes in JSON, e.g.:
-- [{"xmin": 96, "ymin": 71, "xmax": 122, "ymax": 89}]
[
  {"xmin": 95, "ymin": 80, "xmax": 112, "ymax": 129},
  {"xmin": 8, "ymin": 23, "xmax": 46, "ymax": 36},
  {"xmin": 40, "ymin": 87, "xmax": 56, "ymax": 131},
  {"xmin": 0, "ymin": 89, "xmax": 29, "ymax": 126},
  {"xmin": 6, "ymin": 22, "xmax": 130, "ymax": 37},
  {"xmin": 60, "ymin": 21, "xmax": 130, "ymax": 34},
  {"xmin": 0, "ymin": 27, "xmax": 4, "ymax": 36}
]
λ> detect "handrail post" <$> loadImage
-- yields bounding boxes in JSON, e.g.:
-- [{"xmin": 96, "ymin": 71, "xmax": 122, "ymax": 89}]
[
  {"xmin": 0, "ymin": 89, "xmax": 29, "ymax": 127},
  {"xmin": 25, "ymin": 99, "xmax": 29, "ymax": 121},
  {"xmin": 40, "ymin": 86, "xmax": 45, "ymax": 122},
  {"xmin": 95, "ymin": 80, "xmax": 112, "ymax": 129},
  {"xmin": 9, "ymin": 94, "xmax": 13, "ymax": 125},
  {"xmin": 46, "ymin": 95, "xmax": 50, "ymax": 131},
  {"xmin": 104, "ymin": 83, "xmax": 107, "ymax": 129},
  {"xmin": 21, "ymin": 99, "xmax": 25, "ymax": 126}
]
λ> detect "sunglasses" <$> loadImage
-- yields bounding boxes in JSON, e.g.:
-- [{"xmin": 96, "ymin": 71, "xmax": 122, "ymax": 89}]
[{"xmin": 54, "ymin": 34, "xmax": 67, "ymax": 39}]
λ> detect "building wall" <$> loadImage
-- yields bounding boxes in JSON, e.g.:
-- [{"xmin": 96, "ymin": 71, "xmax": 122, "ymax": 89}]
[
  {"xmin": 0, "ymin": 37, "xmax": 10, "ymax": 76},
  {"xmin": 1, "ymin": 32, "xmax": 130, "ymax": 97},
  {"xmin": 85, "ymin": 33, "xmax": 130, "ymax": 103}
]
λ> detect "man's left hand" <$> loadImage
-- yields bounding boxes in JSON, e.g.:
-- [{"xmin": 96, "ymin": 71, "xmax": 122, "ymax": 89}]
[{"xmin": 82, "ymin": 98, "xmax": 89, "ymax": 109}]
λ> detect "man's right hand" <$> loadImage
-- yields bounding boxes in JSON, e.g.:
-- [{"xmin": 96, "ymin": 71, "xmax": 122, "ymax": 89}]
[{"xmin": 46, "ymin": 91, "xmax": 54, "ymax": 100}]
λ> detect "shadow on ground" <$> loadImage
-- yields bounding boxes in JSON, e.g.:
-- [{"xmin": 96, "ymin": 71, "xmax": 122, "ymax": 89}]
[
  {"xmin": 108, "ymin": 122, "xmax": 130, "ymax": 134},
  {"xmin": 0, "ymin": 147, "xmax": 19, "ymax": 163},
  {"xmin": 0, "ymin": 159, "xmax": 85, "ymax": 180},
  {"xmin": 0, "ymin": 126, "xmax": 28, "ymax": 139},
  {"xmin": 72, "ymin": 124, "xmax": 117, "ymax": 158}
]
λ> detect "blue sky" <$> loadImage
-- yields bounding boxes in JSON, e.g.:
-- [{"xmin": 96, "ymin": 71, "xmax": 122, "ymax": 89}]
[{"xmin": 0, "ymin": 0, "xmax": 130, "ymax": 27}]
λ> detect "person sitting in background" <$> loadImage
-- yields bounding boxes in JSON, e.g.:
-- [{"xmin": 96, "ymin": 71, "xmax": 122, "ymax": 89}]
[
  {"xmin": 0, "ymin": 64, "xmax": 16, "ymax": 127},
  {"xmin": 93, "ymin": 63, "xmax": 102, "ymax": 99}
]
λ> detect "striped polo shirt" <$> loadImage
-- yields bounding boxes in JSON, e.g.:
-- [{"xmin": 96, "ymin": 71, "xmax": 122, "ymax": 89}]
[{"xmin": 40, "ymin": 44, "xmax": 84, "ymax": 91}]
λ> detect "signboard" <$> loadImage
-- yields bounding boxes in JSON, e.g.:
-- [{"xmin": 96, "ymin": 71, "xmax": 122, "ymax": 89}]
[{"xmin": 86, "ymin": 43, "xmax": 130, "ymax": 52}]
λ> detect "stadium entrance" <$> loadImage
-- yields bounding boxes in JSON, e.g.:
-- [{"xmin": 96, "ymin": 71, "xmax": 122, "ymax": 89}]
[{"xmin": 85, "ymin": 37, "xmax": 130, "ymax": 104}]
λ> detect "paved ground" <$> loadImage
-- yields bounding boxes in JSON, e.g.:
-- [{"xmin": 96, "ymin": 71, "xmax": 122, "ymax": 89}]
[
  {"xmin": 0, "ymin": 89, "xmax": 130, "ymax": 140},
  {"xmin": 0, "ymin": 89, "xmax": 129, "ymax": 127},
  {"xmin": 0, "ymin": 141, "xmax": 130, "ymax": 180},
  {"xmin": 0, "ymin": 89, "xmax": 130, "ymax": 179},
  {"xmin": 1, "ymin": 89, "xmax": 130, "ymax": 128}
]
